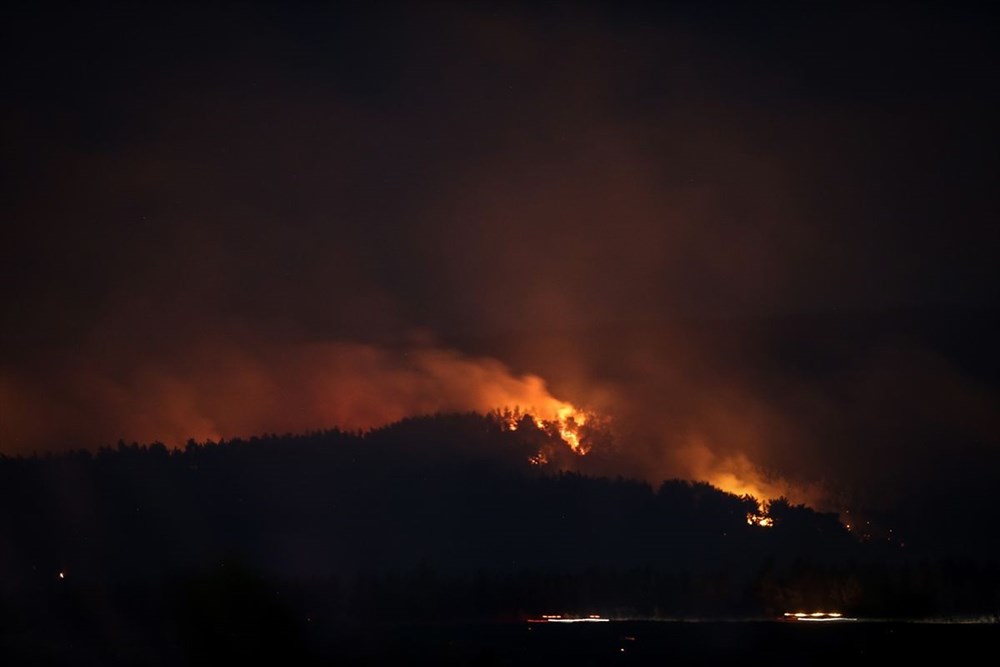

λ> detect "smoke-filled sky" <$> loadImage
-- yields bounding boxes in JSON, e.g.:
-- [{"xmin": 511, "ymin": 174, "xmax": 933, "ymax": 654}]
[{"xmin": 2, "ymin": 2, "xmax": 999, "ymax": 512}]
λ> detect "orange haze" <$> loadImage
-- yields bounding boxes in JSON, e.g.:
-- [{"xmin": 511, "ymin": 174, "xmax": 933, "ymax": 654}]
[{"xmin": 1, "ymin": 337, "xmax": 809, "ymax": 506}]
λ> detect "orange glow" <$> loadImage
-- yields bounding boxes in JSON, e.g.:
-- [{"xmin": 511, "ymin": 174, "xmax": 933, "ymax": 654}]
[
  {"xmin": 551, "ymin": 405, "xmax": 587, "ymax": 453},
  {"xmin": 495, "ymin": 403, "xmax": 596, "ymax": 463},
  {"xmin": 674, "ymin": 435, "xmax": 822, "ymax": 525},
  {"xmin": 496, "ymin": 405, "xmax": 589, "ymax": 451},
  {"xmin": 528, "ymin": 451, "xmax": 549, "ymax": 466},
  {"xmin": 746, "ymin": 512, "xmax": 774, "ymax": 528},
  {"xmin": 2, "ymin": 341, "xmax": 603, "ymax": 454},
  {"xmin": 541, "ymin": 406, "xmax": 590, "ymax": 455}
]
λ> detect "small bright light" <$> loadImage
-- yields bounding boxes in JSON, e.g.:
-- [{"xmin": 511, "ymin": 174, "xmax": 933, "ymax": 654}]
[
  {"xmin": 58, "ymin": 571, "xmax": 65, "ymax": 579},
  {"xmin": 784, "ymin": 611, "xmax": 853, "ymax": 622},
  {"xmin": 746, "ymin": 512, "xmax": 774, "ymax": 528}
]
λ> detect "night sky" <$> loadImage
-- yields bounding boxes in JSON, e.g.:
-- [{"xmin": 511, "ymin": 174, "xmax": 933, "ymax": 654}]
[{"xmin": 3, "ymin": 2, "xmax": 999, "ymax": 516}]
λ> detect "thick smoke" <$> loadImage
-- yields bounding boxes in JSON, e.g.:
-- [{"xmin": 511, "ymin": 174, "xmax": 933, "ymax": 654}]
[
  {"xmin": 0, "ymin": 338, "xmax": 585, "ymax": 453},
  {"xmin": 2, "ymin": 4, "xmax": 998, "ymax": 515}
]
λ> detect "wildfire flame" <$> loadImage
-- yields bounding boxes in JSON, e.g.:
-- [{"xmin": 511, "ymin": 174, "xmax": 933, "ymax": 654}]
[
  {"xmin": 496, "ymin": 407, "xmax": 789, "ymax": 531},
  {"xmin": 746, "ymin": 512, "xmax": 774, "ymax": 528},
  {"xmin": 552, "ymin": 405, "xmax": 588, "ymax": 454},
  {"xmin": 494, "ymin": 403, "xmax": 595, "ymax": 463},
  {"xmin": 675, "ymin": 436, "xmax": 822, "ymax": 529},
  {"xmin": 1, "ymin": 340, "xmax": 608, "ymax": 455}
]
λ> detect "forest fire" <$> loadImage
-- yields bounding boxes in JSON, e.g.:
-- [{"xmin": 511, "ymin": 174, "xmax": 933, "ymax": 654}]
[
  {"xmin": 677, "ymin": 440, "xmax": 812, "ymax": 528},
  {"xmin": 782, "ymin": 612, "xmax": 854, "ymax": 622},
  {"xmin": 711, "ymin": 473, "xmax": 777, "ymax": 527},
  {"xmin": 494, "ymin": 404, "xmax": 594, "ymax": 463},
  {"xmin": 0, "ymin": 341, "xmax": 601, "ymax": 456},
  {"xmin": 746, "ymin": 511, "xmax": 774, "ymax": 528},
  {"xmin": 553, "ymin": 406, "xmax": 586, "ymax": 452}
]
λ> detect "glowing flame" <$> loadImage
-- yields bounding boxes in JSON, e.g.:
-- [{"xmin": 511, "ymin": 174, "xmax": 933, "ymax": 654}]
[
  {"xmin": 551, "ymin": 405, "xmax": 588, "ymax": 454},
  {"xmin": 746, "ymin": 512, "xmax": 774, "ymax": 528},
  {"xmin": 494, "ymin": 402, "xmax": 595, "ymax": 463},
  {"xmin": 528, "ymin": 451, "xmax": 549, "ymax": 466},
  {"xmin": 675, "ymin": 435, "xmax": 822, "ymax": 528},
  {"xmin": 1, "ymin": 339, "xmax": 607, "ymax": 455},
  {"xmin": 686, "ymin": 441, "xmax": 781, "ymax": 527}
]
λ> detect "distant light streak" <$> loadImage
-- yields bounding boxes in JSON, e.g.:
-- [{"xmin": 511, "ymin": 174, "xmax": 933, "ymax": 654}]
[{"xmin": 783, "ymin": 612, "xmax": 852, "ymax": 622}]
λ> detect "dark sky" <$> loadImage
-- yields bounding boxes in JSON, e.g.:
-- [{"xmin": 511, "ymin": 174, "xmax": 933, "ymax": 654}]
[{"xmin": 2, "ymin": 2, "xmax": 999, "ymax": 512}]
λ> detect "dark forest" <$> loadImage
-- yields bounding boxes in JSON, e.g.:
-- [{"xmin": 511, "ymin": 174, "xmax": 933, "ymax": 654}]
[{"xmin": 3, "ymin": 413, "xmax": 997, "ymax": 662}]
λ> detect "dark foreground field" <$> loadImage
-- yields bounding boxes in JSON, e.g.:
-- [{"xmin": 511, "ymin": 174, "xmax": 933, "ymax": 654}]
[
  {"xmin": 5, "ymin": 619, "xmax": 998, "ymax": 666},
  {"xmin": 4, "ymin": 424, "xmax": 998, "ymax": 664},
  {"xmin": 318, "ymin": 620, "xmax": 999, "ymax": 666}
]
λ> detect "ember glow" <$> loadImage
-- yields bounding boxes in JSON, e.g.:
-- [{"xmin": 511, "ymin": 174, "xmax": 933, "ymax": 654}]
[{"xmin": 746, "ymin": 512, "xmax": 774, "ymax": 528}]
